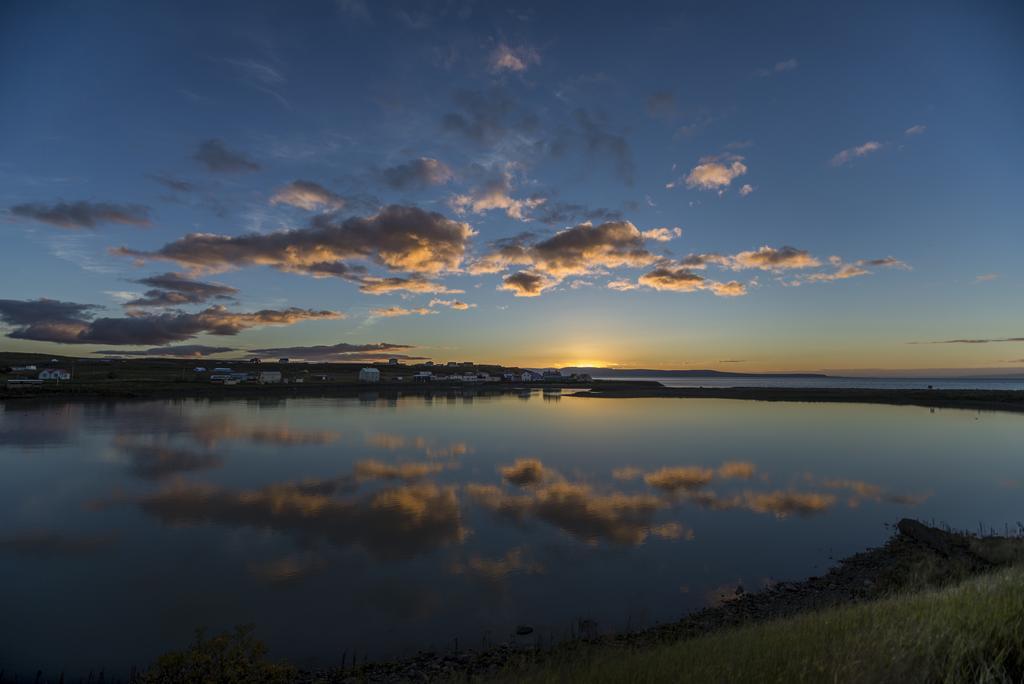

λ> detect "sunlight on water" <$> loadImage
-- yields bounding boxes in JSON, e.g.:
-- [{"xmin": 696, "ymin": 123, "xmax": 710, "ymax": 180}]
[{"xmin": 1, "ymin": 393, "xmax": 1022, "ymax": 673}]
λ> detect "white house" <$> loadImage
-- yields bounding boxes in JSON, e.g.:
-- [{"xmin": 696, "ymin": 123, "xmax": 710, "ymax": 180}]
[
  {"xmin": 521, "ymin": 370, "xmax": 543, "ymax": 382},
  {"xmin": 413, "ymin": 371, "xmax": 433, "ymax": 382},
  {"xmin": 358, "ymin": 367, "xmax": 381, "ymax": 383},
  {"xmin": 39, "ymin": 368, "xmax": 71, "ymax": 381},
  {"xmin": 259, "ymin": 371, "xmax": 282, "ymax": 384}
]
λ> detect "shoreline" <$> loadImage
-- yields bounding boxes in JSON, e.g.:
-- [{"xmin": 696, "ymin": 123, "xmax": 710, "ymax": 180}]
[
  {"xmin": 296, "ymin": 518, "xmax": 1024, "ymax": 682},
  {"xmin": 2, "ymin": 381, "xmax": 1023, "ymax": 414}
]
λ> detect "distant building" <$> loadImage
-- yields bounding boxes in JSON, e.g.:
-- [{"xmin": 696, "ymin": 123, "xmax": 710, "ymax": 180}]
[
  {"xmin": 521, "ymin": 370, "xmax": 543, "ymax": 382},
  {"xmin": 388, "ymin": 358, "xmax": 400, "ymax": 366},
  {"xmin": 38, "ymin": 368, "xmax": 71, "ymax": 381},
  {"xmin": 413, "ymin": 371, "xmax": 433, "ymax": 382},
  {"xmin": 12, "ymin": 365, "xmax": 37, "ymax": 371},
  {"xmin": 447, "ymin": 361, "xmax": 458, "ymax": 367},
  {"xmin": 503, "ymin": 372, "xmax": 516, "ymax": 381},
  {"xmin": 358, "ymin": 367, "xmax": 381, "ymax": 383},
  {"xmin": 249, "ymin": 357, "xmax": 262, "ymax": 365},
  {"xmin": 259, "ymin": 371, "xmax": 282, "ymax": 384},
  {"xmin": 213, "ymin": 367, "xmax": 233, "ymax": 374},
  {"xmin": 423, "ymin": 361, "xmax": 434, "ymax": 366},
  {"xmin": 278, "ymin": 358, "xmax": 290, "ymax": 364},
  {"xmin": 193, "ymin": 366, "xmax": 207, "ymax": 373}
]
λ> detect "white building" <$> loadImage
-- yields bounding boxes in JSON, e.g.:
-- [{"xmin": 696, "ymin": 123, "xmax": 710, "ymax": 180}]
[
  {"xmin": 193, "ymin": 366, "xmax": 207, "ymax": 373},
  {"xmin": 413, "ymin": 372, "xmax": 433, "ymax": 382},
  {"xmin": 521, "ymin": 370, "xmax": 543, "ymax": 382},
  {"xmin": 358, "ymin": 367, "xmax": 381, "ymax": 383},
  {"xmin": 38, "ymin": 368, "xmax": 71, "ymax": 381},
  {"xmin": 258, "ymin": 371, "xmax": 282, "ymax": 384}
]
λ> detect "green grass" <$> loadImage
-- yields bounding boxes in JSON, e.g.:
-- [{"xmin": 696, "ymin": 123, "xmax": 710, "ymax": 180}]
[{"xmin": 497, "ymin": 565, "xmax": 1024, "ymax": 684}]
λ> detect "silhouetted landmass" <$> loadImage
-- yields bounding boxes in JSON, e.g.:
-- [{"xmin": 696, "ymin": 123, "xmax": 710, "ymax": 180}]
[{"xmin": 560, "ymin": 367, "xmax": 829, "ymax": 378}]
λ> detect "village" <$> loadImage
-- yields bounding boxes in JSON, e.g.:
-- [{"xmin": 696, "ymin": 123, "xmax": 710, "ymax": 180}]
[{"xmin": 1, "ymin": 353, "xmax": 594, "ymax": 392}]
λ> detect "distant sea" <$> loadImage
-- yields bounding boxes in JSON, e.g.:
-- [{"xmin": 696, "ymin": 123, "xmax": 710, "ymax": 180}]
[{"xmin": 594, "ymin": 375, "xmax": 1024, "ymax": 391}]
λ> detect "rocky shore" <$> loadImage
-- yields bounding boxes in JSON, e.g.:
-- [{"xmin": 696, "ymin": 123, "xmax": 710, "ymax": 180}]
[{"xmin": 299, "ymin": 519, "xmax": 1023, "ymax": 683}]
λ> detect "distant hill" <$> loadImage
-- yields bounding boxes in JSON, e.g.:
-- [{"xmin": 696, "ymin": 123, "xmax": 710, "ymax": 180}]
[{"xmin": 559, "ymin": 367, "xmax": 830, "ymax": 379}]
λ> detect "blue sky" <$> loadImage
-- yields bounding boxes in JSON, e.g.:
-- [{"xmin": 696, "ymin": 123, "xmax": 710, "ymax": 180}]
[{"xmin": 1, "ymin": 0, "xmax": 1022, "ymax": 370}]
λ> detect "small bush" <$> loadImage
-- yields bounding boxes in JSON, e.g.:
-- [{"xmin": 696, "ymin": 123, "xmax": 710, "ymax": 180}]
[{"xmin": 138, "ymin": 625, "xmax": 294, "ymax": 684}]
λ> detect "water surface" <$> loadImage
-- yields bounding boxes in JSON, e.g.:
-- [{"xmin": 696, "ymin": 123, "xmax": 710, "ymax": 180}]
[{"xmin": 1, "ymin": 393, "xmax": 1022, "ymax": 675}]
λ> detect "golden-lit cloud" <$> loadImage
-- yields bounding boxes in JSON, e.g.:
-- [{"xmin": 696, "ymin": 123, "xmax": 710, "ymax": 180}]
[
  {"xmin": 500, "ymin": 271, "xmax": 557, "ymax": 297},
  {"xmin": 717, "ymin": 461, "xmax": 757, "ymax": 480},
  {"xmin": 135, "ymin": 480, "xmax": 465, "ymax": 560},
  {"xmin": 489, "ymin": 43, "xmax": 541, "ymax": 73},
  {"xmin": 644, "ymin": 466, "xmax": 715, "ymax": 492},
  {"xmin": 668, "ymin": 154, "xmax": 747, "ymax": 191},
  {"xmin": 450, "ymin": 547, "xmax": 544, "ymax": 580},
  {"xmin": 269, "ymin": 180, "xmax": 345, "ymax": 211},
  {"xmin": 830, "ymin": 141, "xmax": 883, "ymax": 166},
  {"xmin": 113, "ymin": 205, "xmax": 475, "ymax": 278},
  {"xmin": 370, "ymin": 306, "xmax": 437, "ymax": 318},
  {"xmin": 354, "ymin": 459, "xmax": 447, "ymax": 481},
  {"xmin": 641, "ymin": 227, "xmax": 683, "ymax": 242},
  {"xmin": 500, "ymin": 458, "xmax": 549, "ymax": 486},
  {"xmin": 466, "ymin": 481, "xmax": 667, "ymax": 545},
  {"xmin": 637, "ymin": 267, "xmax": 747, "ymax": 297}
]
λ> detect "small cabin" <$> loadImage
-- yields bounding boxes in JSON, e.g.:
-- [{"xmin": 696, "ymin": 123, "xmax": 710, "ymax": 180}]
[
  {"xmin": 38, "ymin": 368, "xmax": 71, "ymax": 381},
  {"xmin": 358, "ymin": 367, "xmax": 381, "ymax": 383}
]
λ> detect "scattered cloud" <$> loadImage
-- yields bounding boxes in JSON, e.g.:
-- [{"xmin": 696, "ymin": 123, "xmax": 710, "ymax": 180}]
[
  {"xmin": 489, "ymin": 43, "xmax": 541, "ymax": 73},
  {"xmin": 125, "ymin": 272, "xmax": 237, "ymax": 307},
  {"xmin": 248, "ymin": 341, "xmax": 419, "ymax": 361},
  {"xmin": 370, "ymin": 306, "xmax": 437, "ymax": 318},
  {"xmin": 830, "ymin": 141, "xmax": 883, "ymax": 167},
  {"xmin": 532, "ymin": 202, "xmax": 622, "ymax": 226},
  {"xmin": 95, "ymin": 344, "xmax": 236, "ymax": 357},
  {"xmin": 0, "ymin": 298, "xmax": 342, "ymax": 345},
  {"xmin": 10, "ymin": 201, "xmax": 151, "ymax": 229},
  {"xmin": 574, "ymin": 109, "xmax": 635, "ymax": 185},
  {"xmin": 357, "ymin": 275, "xmax": 463, "ymax": 295},
  {"xmin": 442, "ymin": 88, "xmax": 540, "ymax": 147},
  {"xmin": 739, "ymin": 184, "xmax": 755, "ymax": 196},
  {"xmin": 380, "ymin": 158, "xmax": 453, "ymax": 190},
  {"xmin": 472, "ymin": 220, "xmax": 656, "ymax": 282},
  {"xmin": 637, "ymin": 267, "xmax": 747, "ymax": 297},
  {"xmin": 644, "ymin": 466, "xmax": 714, "ymax": 492},
  {"xmin": 113, "ymin": 205, "xmax": 475, "ymax": 278},
  {"xmin": 641, "ymin": 227, "xmax": 683, "ymax": 242},
  {"xmin": 607, "ymin": 279, "xmax": 639, "ymax": 291},
  {"xmin": 669, "ymin": 154, "xmax": 747, "ymax": 191},
  {"xmin": 728, "ymin": 246, "xmax": 821, "ymax": 271},
  {"xmin": 908, "ymin": 336, "xmax": 1024, "ymax": 345},
  {"xmin": 500, "ymin": 458, "xmax": 549, "ymax": 486},
  {"xmin": 449, "ymin": 164, "xmax": 545, "ymax": 220},
  {"xmin": 429, "ymin": 298, "xmax": 475, "ymax": 310},
  {"xmin": 499, "ymin": 271, "xmax": 555, "ymax": 297},
  {"xmin": 646, "ymin": 91, "xmax": 676, "ymax": 119},
  {"xmin": 975, "ymin": 273, "xmax": 999, "ymax": 282},
  {"xmin": 148, "ymin": 175, "xmax": 194, "ymax": 193},
  {"xmin": 757, "ymin": 58, "xmax": 798, "ymax": 76},
  {"xmin": 193, "ymin": 139, "xmax": 261, "ymax": 173},
  {"xmin": 270, "ymin": 180, "xmax": 345, "ymax": 211},
  {"xmin": 905, "ymin": 125, "xmax": 927, "ymax": 136}
]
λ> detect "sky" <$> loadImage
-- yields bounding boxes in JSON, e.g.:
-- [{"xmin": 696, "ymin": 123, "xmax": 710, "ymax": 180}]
[{"xmin": 1, "ymin": 0, "xmax": 1022, "ymax": 372}]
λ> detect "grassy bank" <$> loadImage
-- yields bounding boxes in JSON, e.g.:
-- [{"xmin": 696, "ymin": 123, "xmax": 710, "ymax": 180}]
[{"xmin": 499, "ymin": 565, "xmax": 1024, "ymax": 684}]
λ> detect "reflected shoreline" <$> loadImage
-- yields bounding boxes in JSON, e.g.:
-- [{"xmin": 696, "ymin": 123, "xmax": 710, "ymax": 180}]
[{"xmin": 3, "ymin": 381, "xmax": 1024, "ymax": 414}]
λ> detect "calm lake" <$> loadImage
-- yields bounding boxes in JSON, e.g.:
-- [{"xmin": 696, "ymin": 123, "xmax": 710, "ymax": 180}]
[{"xmin": 2, "ymin": 393, "xmax": 1023, "ymax": 675}]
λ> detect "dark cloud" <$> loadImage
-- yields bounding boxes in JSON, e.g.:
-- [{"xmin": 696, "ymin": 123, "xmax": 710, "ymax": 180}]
[
  {"xmin": 94, "ymin": 344, "xmax": 237, "ymax": 357},
  {"xmin": 10, "ymin": 201, "xmax": 151, "ymax": 229},
  {"xmin": 248, "ymin": 341, "xmax": 415, "ymax": 361},
  {"xmin": 133, "ymin": 480, "xmax": 465, "ymax": 560},
  {"xmin": 0, "ymin": 298, "xmax": 342, "ymax": 345},
  {"xmin": 500, "ymin": 458, "xmax": 548, "ymax": 486},
  {"xmin": 441, "ymin": 88, "xmax": 540, "ymax": 146},
  {"xmin": 126, "ymin": 272, "xmax": 238, "ymax": 307},
  {"xmin": 465, "ymin": 481, "xmax": 665, "ymax": 545},
  {"xmin": 473, "ymin": 221, "xmax": 655, "ymax": 283},
  {"xmin": 574, "ymin": 109, "xmax": 634, "ymax": 185},
  {"xmin": 532, "ymin": 202, "xmax": 622, "ymax": 226},
  {"xmin": 113, "ymin": 204, "xmax": 474, "ymax": 277},
  {"xmin": 380, "ymin": 157, "xmax": 453, "ymax": 190},
  {"xmin": 193, "ymin": 139, "xmax": 261, "ymax": 173},
  {"xmin": 637, "ymin": 266, "xmax": 747, "ymax": 297},
  {"xmin": 909, "ymin": 337, "xmax": 1024, "ymax": 345},
  {"xmin": 148, "ymin": 174, "xmax": 195, "ymax": 193},
  {"xmin": 646, "ymin": 91, "xmax": 676, "ymax": 119},
  {"xmin": 118, "ymin": 440, "xmax": 222, "ymax": 480},
  {"xmin": 500, "ymin": 271, "xmax": 552, "ymax": 297}
]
